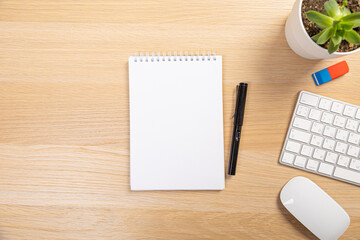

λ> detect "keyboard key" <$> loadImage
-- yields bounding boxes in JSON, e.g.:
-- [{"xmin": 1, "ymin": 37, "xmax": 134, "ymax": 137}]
[
  {"xmin": 349, "ymin": 159, "xmax": 360, "ymax": 171},
  {"xmin": 309, "ymin": 109, "xmax": 322, "ymax": 121},
  {"xmin": 337, "ymin": 155, "xmax": 350, "ymax": 167},
  {"xmin": 356, "ymin": 109, "xmax": 360, "ymax": 120},
  {"xmin": 323, "ymin": 126, "xmax": 336, "ymax": 138},
  {"xmin": 296, "ymin": 105, "xmax": 309, "ymax": 118},
  {"xmin": 335, "ymin": 129, "xmax": 349, "ymax": 141},
  {"xmin": 289, "ymin": 129, "xmax": 311, "ymax": 143},
  {"xmin": 333, "ymin": 116, "xmax": 346, "ymax": 128},
  {"xmin": 311, "ymin": 122, "xmax": 324, "ymax": 135},
  {"xmin": 345, "ymin": 119, "xmax": 358, "ymax": 131},
  {"xmin": 281, "ymin": 152, "xmax": 295, "ymax": 164},
  {"xmin": 347, "ymin": 145, "xmax": 360, "ymax": 158},
  {"xmin": 343, "ymin": 105, "xmax": 356, "ymax": 117},
  {"xmin": 334, "ymin": 167, "xmax": 360, "ymax": 184},
  {"xmin": 300, "ymin": 92, "xmax": 319, "ymax": 107},
  {"xmin": 348, "ymin": 133, "xmax": 360, "ymax": 145},
  {"xmin": 311, "ymin": 135, "xmax": 323, "ymax": 147},
  {"xmin": 318, "ymin": 163, "xmax": 334, "ymax": 175},
  {"xmin": 325, "ymin": 152, "xmax": 338, "ymax": 164},
  {"xmin": 331, "ymin": 102, "xmax": 344, "ymax": 114},
  {"xmin": 319, "ymin": 98, "xmax": 332, "ymax": 111},
  {"xmin": 286, "ymin": 140, "xmax": 301, "ymax": 153},
  {"xmin": 335, "ymin": 142, "xmax": 348, "ymax": 154},
  {"xmin": 293, "ymin": 117, "xmax": 312, "ymax": 131},
  {"xmin": 306, "ymin": 159, "xmax": 319, "ymax": 171},
  {"xmin": 323, "ymin": 138, "xmax": 335, "ymax": 151},
  {"xmin": 321, "ymin": 112, "xmax": 334, "ymax": 124},
  {"xmin": 301, "ymin": 145, "xmax": 313, "ymax": 157},
  {"xmin": 313, "ymin": 149, "xmax": 325, "ymax": 160},
  {"xmin": 294, "ymin": 156, "xmax": 307, "ymax": 167}
]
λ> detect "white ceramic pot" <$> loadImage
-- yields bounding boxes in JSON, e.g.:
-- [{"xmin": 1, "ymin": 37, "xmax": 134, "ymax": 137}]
[{"xmin": 285, "ymin": 0, "xmax": 360, "ymax": 59}]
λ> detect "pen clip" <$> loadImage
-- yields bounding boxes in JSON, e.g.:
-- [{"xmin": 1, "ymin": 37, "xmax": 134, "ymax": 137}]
[
  {"xmin": 232, "ymin": 84, "xmax": 239, "ymax": 118},
  {"xmin": 235, "ymin": 129, "xmax": 241, "ymax": 141}
]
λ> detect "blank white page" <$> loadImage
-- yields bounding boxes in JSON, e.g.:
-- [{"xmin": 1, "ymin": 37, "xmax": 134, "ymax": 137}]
[{"xmin": 129, "ymin": 55, "xmax": 224, "ymax": 190}]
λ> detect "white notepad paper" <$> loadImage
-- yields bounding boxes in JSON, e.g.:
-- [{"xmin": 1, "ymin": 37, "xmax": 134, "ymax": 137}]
[{"xmin": 129, "ymin": 54, "xmax": 224, "ymax": 190}]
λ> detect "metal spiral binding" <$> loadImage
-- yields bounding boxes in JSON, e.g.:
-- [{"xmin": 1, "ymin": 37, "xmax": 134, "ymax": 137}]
[{"xmin": 133, "ymin": 51, "xmax": 217, "ymax": 62}]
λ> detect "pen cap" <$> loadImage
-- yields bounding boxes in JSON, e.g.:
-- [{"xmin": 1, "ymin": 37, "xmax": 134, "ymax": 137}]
[{"xmin": 237, "ymin": 83, "xmax": 248, "ymax": 126}]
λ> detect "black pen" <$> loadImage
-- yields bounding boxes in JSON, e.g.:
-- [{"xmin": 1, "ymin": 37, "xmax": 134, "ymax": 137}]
[{"xmin": 228, "ymin": 82, "xmax": 248, "ymax": 175}]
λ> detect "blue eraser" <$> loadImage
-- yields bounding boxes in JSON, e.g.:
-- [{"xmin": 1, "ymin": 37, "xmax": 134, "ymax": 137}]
[{"xmin": 312, "ymin": 69, "xmax": 332, "ymax": 86}]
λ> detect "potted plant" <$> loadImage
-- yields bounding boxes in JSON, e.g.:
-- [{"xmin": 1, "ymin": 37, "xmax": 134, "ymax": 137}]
[{"xmin": 285, "ymin": 0, "xmax": 360, "ymax": 59}]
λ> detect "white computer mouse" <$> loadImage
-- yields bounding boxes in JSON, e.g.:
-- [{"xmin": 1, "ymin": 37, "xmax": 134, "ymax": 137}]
[{"xmin": 280, "ymin": 176, "xmax": 350, "ymax": 240}]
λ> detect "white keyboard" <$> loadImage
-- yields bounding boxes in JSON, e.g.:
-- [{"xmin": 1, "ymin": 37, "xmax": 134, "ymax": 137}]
[{"xmin": 280, "ymin": 91, "xmax": 360, "ymax": 186}]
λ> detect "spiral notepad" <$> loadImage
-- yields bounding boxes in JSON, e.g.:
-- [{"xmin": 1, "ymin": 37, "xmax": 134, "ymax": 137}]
[{"xmin": 129, "ymin": 52, "xmax": 224, "ymax": 190}]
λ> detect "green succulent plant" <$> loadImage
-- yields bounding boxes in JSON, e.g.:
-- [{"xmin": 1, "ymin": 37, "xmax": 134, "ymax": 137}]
[{"xmin": 306, "ymin": 0, "xmax": 360, "ymax": 54}]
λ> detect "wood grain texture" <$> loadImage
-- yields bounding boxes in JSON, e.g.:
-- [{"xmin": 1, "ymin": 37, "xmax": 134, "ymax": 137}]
[{"xmin": 0, "ymin": 0, "xmax": 359, "ymax": 239}]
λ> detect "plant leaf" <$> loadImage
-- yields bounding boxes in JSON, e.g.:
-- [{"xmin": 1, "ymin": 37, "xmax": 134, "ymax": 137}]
[
  {"xmin": 337, "ymin": 29, "xmax": 346, "ymax": 38},
  {"xmin": 311, "ymin": 32, "xmax": 323, "ymax": 42},
  {"xmin": 340, "ymin": 7, "xmax": 351, "ymax": 17},
  {"xmin": 352, "ymin": 20, "xmax": 360, "ymax": 28},
  {"xmin": 332, "ymin": 33, "xmax": 342, "ymax": 46},
  {"xmin": 341, "ymin": 12, "xmax": 360, "ymax": 22},
  {"xmin": 328, "ymin": 39, "xmax": 340, "ymax": 54},
  {"xmin": 306, "ymin": 11, "xmax": 334, "ymax": 28},
  {"xmin": 316, "ymin": 28, "xmax": 334, "ymax": 44},
  {"xmin": 340, "ymin": 12, "xmax": 360, "ymax": 27},
  {"xmin": 339, "ymin": 21, "xmax": 354, "ymax": 30},
  {"xmin": 325, "ymin": 0, "xmax": 341, "ymax": 19},
  {"xmin": 344, "ymin": 30, "xmax": 360, "ymax": 44}
]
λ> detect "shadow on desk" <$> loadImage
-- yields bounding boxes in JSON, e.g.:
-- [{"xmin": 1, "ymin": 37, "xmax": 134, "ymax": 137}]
[{"xmin": 277, "ymin": 193, "xmax": 317, "ymax": 240}]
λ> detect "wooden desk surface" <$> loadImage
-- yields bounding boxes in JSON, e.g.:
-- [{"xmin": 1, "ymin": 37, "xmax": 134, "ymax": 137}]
[{"xmin": 0, "ymin": 0, "xmax": 359, "ymax": 239}]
